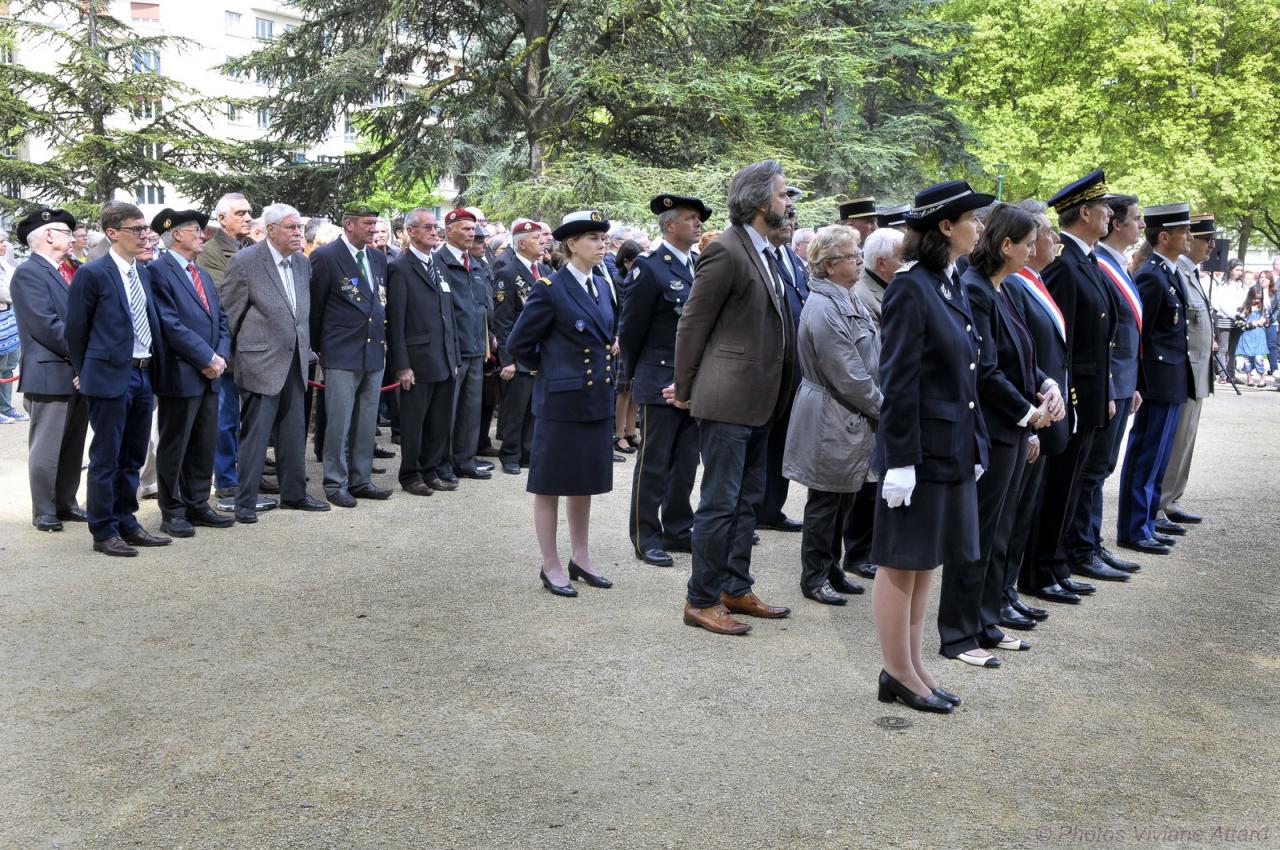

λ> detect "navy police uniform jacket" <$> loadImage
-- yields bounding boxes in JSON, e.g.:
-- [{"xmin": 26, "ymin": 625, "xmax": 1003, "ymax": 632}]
[
  {"xmin": 871, "ymin": 261, "xmax": 989, "ymax": 482},
  {"xmin": 1133, "ymin": 253, "xmax": 1193, "ymax": 404},
  {"xmin": 961, "ymin": 266, "xmax": 1043, "ymax": 447},
  {"xmin": 1043, "ymin": 237, "xmax": 1117, "ymax": 431},
  {"xmin": 65, "ymin": 253, "xmax": 164, "ymax": 399},
  {"xmin": 506, "ymin": 265, "xmax": 616, "ymax": 423},
  {"xmin": 490, "ymin": 248, "xmax": 536, "ymax": 373},
  {"xmin": 149, "ymin": 251, "xmax": 232, "ymax": 398},
  {"xmin": 308, "ymin": 238, "xmax": 387, "ymax": 372},
  {"xmin": 617, "ymin": 243, "xmax": 694, "ymax": 406}
]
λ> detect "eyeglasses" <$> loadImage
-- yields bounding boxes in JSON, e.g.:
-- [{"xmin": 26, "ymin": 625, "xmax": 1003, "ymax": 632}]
[
  {"xmin": 270, "ymin": 223, "xmax": 304, "ymax": 232},
  {"xmin": 115, "ymin": 225, "xmax": 153, "ymax": 235},
  {"xmin": 45, "ymin": 226, "xmax": 73, "ymax": 236}
]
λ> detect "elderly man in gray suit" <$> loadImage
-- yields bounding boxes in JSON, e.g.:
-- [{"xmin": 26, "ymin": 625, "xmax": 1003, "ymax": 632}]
[{"xmin": 221, "ymin": 203, "xmax": 330, "ymax": 523}]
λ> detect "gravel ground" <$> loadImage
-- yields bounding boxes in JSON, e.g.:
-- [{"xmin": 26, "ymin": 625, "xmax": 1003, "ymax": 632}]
[{"xmin": 1, "ymin": 386, "xmax": 1278, "ymax": 850}]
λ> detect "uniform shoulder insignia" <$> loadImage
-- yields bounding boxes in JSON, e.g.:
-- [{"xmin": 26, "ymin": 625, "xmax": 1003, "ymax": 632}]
[
  {"xmin": 495, "ymin": 290, "xmax": 505, "ymax": 302},
  {"xmin": 663, "ymin": 254, "xmax": 673, "ymax": 261},
  {"xmin": 898, "ymin": 260, "xmax": 918, "ymax": 273},
  {"xmin": 540, "ymin": 277, "xmax": 553, "ymax": 286},
  {"xmin": 631, "ymin": 266, "xmax": 641, "ymax": 281}
]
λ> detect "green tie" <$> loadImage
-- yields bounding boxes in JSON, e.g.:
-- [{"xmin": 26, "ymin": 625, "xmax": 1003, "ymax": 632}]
[{"xmin": 355, "ymin": 248, "xmax": 370, "ymax": 284}]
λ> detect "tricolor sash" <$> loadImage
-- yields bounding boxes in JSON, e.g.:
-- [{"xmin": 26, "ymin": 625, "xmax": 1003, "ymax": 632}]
[
  {"xmin": 1095, "ymin": 250, "xmax": 1143, "ymax": 333},
  {"xmin": 1013, "ymin": 267, "xmax": 1066, "ymax": 342}
]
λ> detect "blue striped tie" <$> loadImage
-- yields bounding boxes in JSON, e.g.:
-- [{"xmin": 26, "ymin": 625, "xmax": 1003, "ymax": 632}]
[{"xmin": 125, "ymin": 265, "xmax": 152, "ymax": 352}]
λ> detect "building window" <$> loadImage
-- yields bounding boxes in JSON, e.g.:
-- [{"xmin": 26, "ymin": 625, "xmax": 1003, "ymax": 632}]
[
  {"xmin": 132, "ymin": 98, "xmax": 162, "ymax": 120},
  {"xmin": 132, "ymin": 48, "xmax": 160, "ymax": 72},
  {"xmin": 343, "ymin": 116, "xmax": 356, "ymax": 142},
  {"xmin": 227, "ymin": 103, "xmax": 239, "ymax": 122},
  {"xmin": 0, "ymin": 44, "xmax": 12, "ymax": 64},
  {"xmin": 257, "ymin": 107, "xmax": 271, "ymax": 128},
  {"xmin": 130, "ymin": 2, "xmax": 159, "ymax": 23},
  {"xmin": 291, "ymin": 151, "xmax": 306, "ymax": 163},
  {"xmin": 254, "ymin": 17, "xmax": 273, "ymax": 41},
  {"xmin": 135, "ymin": 184, "xmax": 165, "ymax": 205},
  {"xmin": 225, "ymin": 11, "xmax": 241, "ymax": 33}
]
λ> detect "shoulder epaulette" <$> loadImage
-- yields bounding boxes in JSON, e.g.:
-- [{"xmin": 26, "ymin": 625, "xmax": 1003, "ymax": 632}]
[{"xmin": 540, "ymin": 277, "xmax": 553, "ymax": 286}]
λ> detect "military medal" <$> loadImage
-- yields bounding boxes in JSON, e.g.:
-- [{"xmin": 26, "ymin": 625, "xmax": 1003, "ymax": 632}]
[{"xmin": 669, "ymin": 281, "xmax": 682, "ymax": 290}]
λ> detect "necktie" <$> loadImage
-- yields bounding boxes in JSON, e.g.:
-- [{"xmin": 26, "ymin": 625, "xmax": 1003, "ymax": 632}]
[
  {"xmin": 773, "ymin": 248, "xmax": 795, "ymax": 288},
  {"xmin": 463, "ymin": 252, "xmax": 471, "ymax": 273},
  {"xmin": 355, "ymin": 248, "xmax": 370, "ymax": 283},
  {"xmin": 685, "ymin": 258, "xmax": 695, "ymax": 279},
  {"xmin": 187, "ymin": 263, "xmax": 211, "ymax": 314},
  {"xmin": 530, "ymin": 261, "xmax": 540, "ymax": 279},
  {"xmin": 279, "ymin": 258, "xmax": 296, "ymax": 313},
  {"xmin": 125, "ymin": 265, "xmax": 152, "ymax": 353},
  {"xmin": 59, "ymin": 261, "xmax": 74, "ymax": 285}
]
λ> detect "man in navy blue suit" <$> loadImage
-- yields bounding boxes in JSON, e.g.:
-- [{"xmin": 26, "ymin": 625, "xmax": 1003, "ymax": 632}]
[
  {"xmin": 149, "ymin": 209, "xmax": 235, "ymax": 538},
  {"xmin": 65, "ymin": 201, "xmax": 170, "ymax": 556}
]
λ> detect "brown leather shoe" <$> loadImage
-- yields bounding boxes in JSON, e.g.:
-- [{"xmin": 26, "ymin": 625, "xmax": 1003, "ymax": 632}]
[
  {"xmin": 401, "ymin": 479, "xmax": 434, "ymax": 496},
  {"xmin": 93, "ymin": 536, "xmax": 138, "ymax": 557},
  {"xmin": 721, "ymin": 590, "xmax": 790, "ymax": 619},
  {"xmin": 426, "ymin": 476, "xmax": 459, "ymax": 492},
  {"xmin": 122, "ymin": 527, "xmax": 172, "ymax": 547},
  {"xmin": 682, "ymin": 602, "xmax": 751, "ymax": 635}
]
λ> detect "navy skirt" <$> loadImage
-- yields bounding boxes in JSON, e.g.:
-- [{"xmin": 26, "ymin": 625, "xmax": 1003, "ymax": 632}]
[
  {"xmin": 526, "ymin": 417, "xmax": 614, "ymax": 496},
  {"xmin": 870, "ymin": 477, "xmax": 980, "ymax": 570}
]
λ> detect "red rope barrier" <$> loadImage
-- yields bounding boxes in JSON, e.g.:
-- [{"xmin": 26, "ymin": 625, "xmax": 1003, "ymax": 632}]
[{"xmin": 0, "ymin": 374, "xmax": 18, "ymax": 385}]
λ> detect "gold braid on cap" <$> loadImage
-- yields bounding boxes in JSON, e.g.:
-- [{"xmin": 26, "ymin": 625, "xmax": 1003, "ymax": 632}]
[{"xmin": 1051, "ymin": 181, "xmax": 1109, "ymax": 212}]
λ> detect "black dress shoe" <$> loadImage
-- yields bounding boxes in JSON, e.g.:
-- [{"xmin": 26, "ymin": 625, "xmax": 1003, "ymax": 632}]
[
  {"xmin": 188, "ymin": 509, "xmax": 234, "ymax": 528},
  {"xmin": 1011, "ymin": 599, "xmax": 1049, "ymax": 621},
  {"xmin": 804, "ymin": 581, "xmax": 847, "ymax": 606},
  {"xmin": 998, "ymin": 605, "xmax": 1037, "ymax": 630},
  {"xmin": 932, "ymin": 686, "xmax": 962, "ymax": 706},
  {"xmin": 458, "ymin": 468, "xmax": 492, "ymax": 480},
  {"xmin": 1152, "ymin": 532, "xmax": 1177, "ymax": 546},
  {"xmin": 1060, "ymin": 577, "xmax": 1095, "ymax": 595},
  {"xmin": 1033, "ymin": 584, "xmax": 1081, "ymax": 604},
  {"xmin": 568, "ymin": 560, "xmax": 613, "ymax": 588},
  {"xmin": 327, "ymin": 490, "xmax": 358, "ymax": 508},
  {"xmin": 829, "ymin": 574, "xmax": 865, "ymax": 595},
  {"xmin": 371, "ymin": 465, "xmax": 386, "ymax": 475},
  {"xmin": 540, "ymin": 570, "xmax": 578, "ymax": 597},
  {"xmin": 427, "ymin": 476, "xmax": 459, "ymax": 491},
  {"xmin": 123, "ymin": 527, "xmax": 172, "ymax": 547},
  {"xmin": 373, "ymin": 445, "xmax": 396, "ymax": 459},
  {"xmin": 234, "ymin": 508, "xmax": 258, "ymax": 524},
  {"xmin": 1117, "ymin": 537, "xmax": 1170, "ymax": 555},
  {"xmin": 159, "ymin": 517, "xmax": 195, "ymax": 538},
  {"xmin": 501, "ymin": 462, "xmax": 521, "ymax": 475},
  {"xmin": 1097, "ymin": 547, "xmax": 1141, "ymax": 572},
  {"xmin": 93, "ymin": 536, "xmax": 138, "ymax": 557},
  {"xmin": 613, "ymin": 436, "xmax": 637, "ymax": 454},
  {"xmin": 477, "ymin": 446, "xmax": 501, "ymax": 458},
  {"xmin": 282, "ymin": 495, "xmax": 332, "ymax": 511},
  {"xmin": 877, "ymin": 670, "xmax": 952, "ymax": 714},
  {"xmin": 759, "ymin": 516, "xmax": 803, "ymax": 532},
  {"xmin": 214, "ymin": 486, "xmax": 237, "ymax": 499},
  {"xmin": 476, "ymin": 461, "xmax": 494, "ymax": 472},
  {"xmin": 56, "ymin": 507, "xmax": 88, "ymax": 522},
  {"xmin": 1166, "ymin": 507, "xmax": 1202, "ymax": 524},
  {"xmin": 1154, "ymin": 518, "xmax": 1187, "ymax": 536},
  {"xmin": 351, "ymin": 484, "xmax": 392, "ymax": 500},
  {"xmin": 259, "ymin": 478, "xmax": 281, "ymax": 494},
  {"xmin": 845, "ymin": 561, "xmax": 877, "ymax": 579},
  {"xmin": 34, "ymin": 514, "xmax": 64, "ymax": 532},
  {"xmin": 1073, "ymin": 557, "xmax": 1130, "ymax": 582},
  {"xmin": 640, "ymin": 548, "xmax": 674, "ymax": 567},
  {"xmin": 402, "ymin": 479, "xmax": 434, "ymax": 496}
]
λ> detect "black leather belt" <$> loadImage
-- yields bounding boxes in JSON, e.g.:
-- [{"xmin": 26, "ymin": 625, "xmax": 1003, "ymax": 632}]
[{"xmin": 131, "ymin": 357, "xmax": 150, "ymax": 369}]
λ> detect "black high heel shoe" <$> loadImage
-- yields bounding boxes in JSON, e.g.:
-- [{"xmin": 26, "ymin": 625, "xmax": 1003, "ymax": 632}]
[
  {"xmin": 931, "ymin": 686, "xmax": 962, "ymax": 706},
  {"xmin": 541, "ymin": 569, "xmax": 578, "ymax": 597},
  {"xmin": 568, "ymin": 560, "xmax": 613, "ymax": 589},
  {"xmin": 877, "ymin": 670, "xmax": 953, "ymax": 714},
  {"xmin": 612, "ymin": 436, "xmax": 636, "ymax": 454}
]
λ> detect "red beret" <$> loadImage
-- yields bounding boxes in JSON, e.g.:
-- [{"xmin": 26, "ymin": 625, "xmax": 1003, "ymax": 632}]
[
  {"xmin": 512, "ymin": 220, "xmax": 540, "ymax": 235},
  {"xmin": 444, "ymin": 208, "xmax": 476, "ymax": 225}
]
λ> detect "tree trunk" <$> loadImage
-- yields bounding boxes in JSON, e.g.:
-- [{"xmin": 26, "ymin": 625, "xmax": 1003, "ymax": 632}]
[
  {"xmin": 523, "ymin": 0, "xmax": 550, "ymax": 176},
  {"xmin": 1237, "ymin": 214, "xmax": 1251, "ymax": 260}
]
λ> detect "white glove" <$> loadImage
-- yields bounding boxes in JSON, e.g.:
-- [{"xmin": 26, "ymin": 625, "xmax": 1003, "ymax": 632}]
[
  {"xmin": 882, "ymin": 466, "xmax": 916, "ymax": 509},
  {"xmin": 974, "ymin": 464, "xmax": 985, "ymax": 482}
]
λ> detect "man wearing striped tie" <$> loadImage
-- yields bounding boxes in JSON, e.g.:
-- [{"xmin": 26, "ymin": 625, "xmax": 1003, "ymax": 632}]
[{"xmin": 66, "ymin": 202, "xmax": 170, "ymax": 557}]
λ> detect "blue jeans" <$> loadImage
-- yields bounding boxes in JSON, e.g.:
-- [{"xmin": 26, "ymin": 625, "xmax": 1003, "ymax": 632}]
[
  {"xmin": 687, "ymin": 419, "xmax": 770, "ymax": 607},
  {"xmin": 1265, "ymin": 323, "xmax": 1278, "ymax": 373},
  {"xmin": 214, "ymin": 372, "xmax": 239, "ymax": 490}
]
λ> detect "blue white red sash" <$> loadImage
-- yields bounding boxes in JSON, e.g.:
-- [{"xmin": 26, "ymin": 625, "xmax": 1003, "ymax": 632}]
[
  {"xmin": 1095, "ymin": 250, "xmax": 1143, "ymax": 333},
  {"xmin": 1012, "ymin": 267, "xmax": 1065, "ymax": 342}
]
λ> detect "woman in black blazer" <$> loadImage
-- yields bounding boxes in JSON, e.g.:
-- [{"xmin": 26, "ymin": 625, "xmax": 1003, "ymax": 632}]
[
  {"xmin": 869, "ymin": 180, "xmax": 991, "ymax": 714},
  {"xmin": 938, "ymin": 204, "xmax": 1064, "ymax": 668}
]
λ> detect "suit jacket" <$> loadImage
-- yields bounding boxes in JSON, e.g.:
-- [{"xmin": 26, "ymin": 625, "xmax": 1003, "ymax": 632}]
[
  {"xmin": 618, "ymin": 242, "xmax": 694, "ymax": 405},
  {"xmin": 1004, "ymin": 268, "xmax": 1072, "ymax": 456},
  {"xmin": 309, "ymin": 239, "xmax": 387, "ymax": 372},
  {"xmin": 1134, "ymin": 253, "xmax": 1193, "ymax": 404},
  {"xmin": 65, "ymin": 252, "xmax": 164, "ymax": 399},
  {"xmin": 962, "ymin": 266, "xmax": 1041, "ymax": 447},
  {"xmin": 434, "ymin": 244, "xmax": 490, "ymax": 359},
  {"xmin": 871, "ymin": 262, "xmax": 988, "ymax": 482},
  {"xmin": 491, "ymin": 248, "xmax": 536, "ymax": 372},
  {"xmin": 1177, "ymin": 259, "xmax": 1215, "ymax": 399},
  {"xmin": 776, "ymin": 244, "xmax": 810, "ymax": 391},
  {"xmin": 221, "ymin": 240, "xmax": 311, "ymax": 397},
  {"xmin": 200, "ymin": 227, "xmax": 250, "ymax": 293},
  {"xmin": 385, "ymin": 248, "xmax": 459, "ymax": 384},
  {"xmin": 506, "ymin": 265, "xmax": 616, "ymax": 422},
  {"xmin": 1043, "ymin": 236, "xmax": 1116, "ymax": 431},
  {"xmin": 11, "ymin": 254, "xmax": 78, "ymax": 395},
  {"xmin": 150, "ymin": 251, "xmax": 231, "ymax": 398},
  {"xmin": 674, "ymin": 224, "xmax": 795, "ymax": 426},
  {"xmin": 854, "ymin": 269, "xmax": 888, "ymax": 326},
  {"xmin": 1095, "ymin": 243, "xmax": 1142, "ymax": 401}
]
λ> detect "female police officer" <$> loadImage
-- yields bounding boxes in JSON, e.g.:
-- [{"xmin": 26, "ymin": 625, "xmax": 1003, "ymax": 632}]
[{"xmin": 506, "ymin": 211, "xmax": 617, "ymax": 597}]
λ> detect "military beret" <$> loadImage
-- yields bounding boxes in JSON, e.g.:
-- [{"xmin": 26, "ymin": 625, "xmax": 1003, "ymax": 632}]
[
  {"xmin": 649, "ymin": 194, "xmax": 713, "ymax": 222},
  {"xmin": 150, "ymin": 207, "xmax": 210, "ymax": 236},
  {"xmin": 512, "ymin": 220, "xmax": 541, "ymax": 235},
  {"xmin": 1189, "ymin": 213, "xmax": 1216, "ymax": 239},
  {"xmin": 1048, "ymin": 169, "xmax": 1109, "ymax": 213},
  {"xmin": 14, "ymin": 207, "xmax": 77, "ymax": 247},
  {"xmin": 552, "ymin": 210, "xmax": 609, "ymax": 241},
  {"xmin": 445, "ymin": 208, "xmax": 476, "ymax": 225},
  {"xmin": 904, "ymin": 181, "xmax": 994, "ymax": 231},
  {"xmin": 342, "ymin": 204, "xmax": 379, "ymax": 219},
  {"xmin": 1144, "ymin": 202, "xmax": 1192, "ymax": 230},
  {"xmin": 837, "ymin": 197, "xmax": 876, "ymax": 220}
]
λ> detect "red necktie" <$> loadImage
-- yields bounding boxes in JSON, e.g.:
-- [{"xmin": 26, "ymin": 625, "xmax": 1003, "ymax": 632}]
[
  {"xmin": 530, "ymin": 261, "xmax": 540, "ymax": 279},
  {"xmin": 59, "ymin": 261, "xmax": 74, "ymax": 285},
  {"xmin": 463, "ymin": 253, "xmax": 471, "ymax": 272},
  {"xmin": 187, "ymin": 263, "xmax": 211, "ymax": 314}
]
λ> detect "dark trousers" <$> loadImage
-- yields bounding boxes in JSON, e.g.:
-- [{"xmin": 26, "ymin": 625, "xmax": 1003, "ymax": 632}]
[
  {"xmin": 687, "ymin": 419, "xmax": 770, "ymax": 607},
  {"xmin": 398, "ymin": 376, "xmax": 455, "ymax": 483},
  {"xmin": 1012, "ymin": 451, "xmax": 1050, "ymax": 597},
  {"xmin": 939, "ymin": 433, "xmax": 1025, "ymax": 657},
  {"xmin": 156, "ymin": 385, "xmax": 218, "ymax": 518},
  {"xmin": 23, "ymin": 391, "xmax": 89, "ymax": 519},
  {"xmin": 1117, "ymin": 400, "xmax": 1183, "ymax": 542},
  {"xmin": 759, "ymin": 391, "xmax": 796, "ymax": 523},
  {"xmin": 800, "ymin": 488, "xmax": 855, "ymax": 593},
  {"xmin": 478, "ymin": 368, "xmax": 501, "ymax": 451},
  {"xmin": 214, "ymin": 372, "xmax": 239, "ymax": 490},
  {"xmin": 379, "ymin": 390, "xmax": 400, "ymax": 440},
  {"xmin": 629, "ymin": 402, "xmax": 699, "ymax": 554},
  {"xmin": 496, "ymin": 373, "xmax": 535, "ymax": 465},
  {"xmin": 840, "ymin": 479, "xmax": 877, "ymax": 570},
  {"xmin": 1216, "ymin": 327, "xmax": 1242, "ymax": 371},
  {"xmin": 450, "ymin": 356, "xmax": 484, "ymax": 473},
  {"xmin": 236, "ymin": 369, "xmax": 308, "ymax": 511},
  {"xmin": 85, "ymin": 367, "xmax": 153, "ymax": 541},
  {"xmin": 1067, "ymin": 396, "xmax": 1133, "ymax": 564},
  {"xmin": 1029, "ymin": 426, "xmax": 1096, "ymax": 589}
]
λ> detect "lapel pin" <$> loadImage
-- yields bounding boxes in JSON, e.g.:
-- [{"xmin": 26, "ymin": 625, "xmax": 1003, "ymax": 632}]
[{"xmin": 574, "ymin": 319, "xmax": 586, "ymax": 332}]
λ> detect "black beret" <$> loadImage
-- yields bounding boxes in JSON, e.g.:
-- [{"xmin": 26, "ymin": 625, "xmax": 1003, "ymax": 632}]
[
  {"xmin": 150, "ymin": 208, "xmax": 210, "ymax": 236},
  {"xmin": 650, "ymin": 194, "xmax": 713, "ymax": 222},
  {"xmin": 14, "ymin": 207, "xmax": 77, "ymax": 247}
]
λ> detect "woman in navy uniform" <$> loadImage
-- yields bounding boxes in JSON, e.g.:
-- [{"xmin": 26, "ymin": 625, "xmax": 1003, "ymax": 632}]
[
  {"xmin": 506, "ymin": 211, "xmax": 617, "ymax": 597},
  {"xmin": 870, "ymin": 180, "xmax": 992, "ymax": 714}
]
